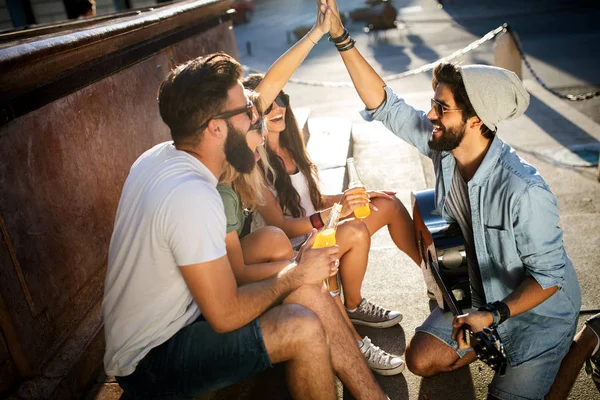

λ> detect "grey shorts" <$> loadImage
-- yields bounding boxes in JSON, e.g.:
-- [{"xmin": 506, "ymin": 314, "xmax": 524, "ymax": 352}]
[{"xmin": 416, "ymin": 307, "xmax": 573, "ymax": 400}]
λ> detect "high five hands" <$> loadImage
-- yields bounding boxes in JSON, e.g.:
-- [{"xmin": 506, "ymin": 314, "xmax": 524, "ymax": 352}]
[
  {"xmin": 310, "ymin": 0, "xmax": 332, "ymax": 42},
  {"xmin": 322, "ymin": 0, "xmax": 345, "ymax": 37}
]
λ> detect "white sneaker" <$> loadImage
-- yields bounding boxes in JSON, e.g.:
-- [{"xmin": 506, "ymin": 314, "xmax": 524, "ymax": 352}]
[{"xmin": 359, "ymin": 336, "xmax": 405, "ymax": 376}]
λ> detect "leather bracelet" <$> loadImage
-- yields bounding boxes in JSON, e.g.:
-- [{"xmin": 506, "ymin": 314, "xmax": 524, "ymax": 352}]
[
  {"xmin": 492, "ymin": 301, "xmax": 511, "ymax": 323},
  {"xmin": 328, "ymin": 28, "xmax": 349, "ymax": 43},
  {"xmin": 310, "ymin": 212, "xmax": 324, "ymax": 229},
  {"xmin": 336, "ymin": 38, "xmax": 356, "ymax": 52},
  {"xmin": 478, "ymin": 303, "xmax": 501, "ymax": 329}
]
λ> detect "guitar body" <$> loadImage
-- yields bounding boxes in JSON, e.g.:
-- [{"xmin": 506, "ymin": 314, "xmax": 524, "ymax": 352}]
[{"xmin": 411, "ymin": 188, "xmax": 470, "ymax": 311}]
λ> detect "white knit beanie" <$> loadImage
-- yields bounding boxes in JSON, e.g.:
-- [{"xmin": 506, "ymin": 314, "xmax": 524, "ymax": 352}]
[{"xmin": 459, "ymin": 65, "xmax": 530, "ymax": 132}]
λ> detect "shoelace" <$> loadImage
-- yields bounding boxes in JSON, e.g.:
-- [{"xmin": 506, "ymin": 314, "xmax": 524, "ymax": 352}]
[
  {"xmin": 363, "ymin": 339, "xmax": 394, "ymax": 367},
  {"xmin": 360, "ymin": 300, "xmax": 390, "ymax": 318}
]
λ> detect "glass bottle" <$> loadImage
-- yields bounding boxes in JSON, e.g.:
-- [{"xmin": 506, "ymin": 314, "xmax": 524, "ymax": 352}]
[
  {"xmin": 312, "ymin": 203, "xmax": 342, "ymax": 296},
  {"xmin": 346, "ymin": 157, "xmax": 370, "ymax": 219}
]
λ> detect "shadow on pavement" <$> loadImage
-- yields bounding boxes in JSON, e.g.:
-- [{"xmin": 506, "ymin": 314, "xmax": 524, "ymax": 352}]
[
  {"xmin": 526, "ymin": 92, "xmax": 599, "ymax": 147},
  {"xmin": 440, "ymin": 0, "xmax": 600, "ymax": 86},
  {"xmin": 370, "ymin": 41, "xmax": 411, "ymax": 75},
  {"xmin": 419, "ymin": 366, "xmax": 477, "ymax": 400},
  {"xmin": 407, "ymin": 33, "xmax": 440, "ymax": 63},
  {"xmin": 342, "ymin": 370, "xmax": 409, "ymax": 400},
  {"xmin": 355, "ymin": 324, "xmax": 408, "ymax": 355}
]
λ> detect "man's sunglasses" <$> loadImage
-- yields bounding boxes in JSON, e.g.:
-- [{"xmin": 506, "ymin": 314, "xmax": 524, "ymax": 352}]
[
  {"xmin": 200, "ymin": 101, "xmax": 254, "ymax": 129},
  {"xmin": 264, "ymin": 93, "xmax": 290, "ymax": 115},
  {"xmin": 430, "ymin": 98, "xmax": 462, "ymax": 118}
]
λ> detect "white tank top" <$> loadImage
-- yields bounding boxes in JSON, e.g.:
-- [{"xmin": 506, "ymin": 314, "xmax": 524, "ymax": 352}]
[
  {"xmin": 251, "ymin": 170, "xmax": 319, "ymax": 250},
  {"xmin": 289, "ymin": 170, "xmax": 317, "ymax": 249}
]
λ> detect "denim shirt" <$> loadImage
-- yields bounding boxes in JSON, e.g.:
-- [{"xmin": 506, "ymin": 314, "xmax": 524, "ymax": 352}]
[{"xmin": 362, "ymin": 86, "xmax": 581, "ymax": 367}]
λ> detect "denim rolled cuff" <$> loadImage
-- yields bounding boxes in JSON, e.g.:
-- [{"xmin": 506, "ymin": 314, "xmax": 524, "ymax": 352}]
[
  {"xmin": 359, "ymin": 86, "xmax": 393, "ymax": 122},
  {"xmin": 525, "ymin": 262, "xmax": 564, "ymax": 290}
]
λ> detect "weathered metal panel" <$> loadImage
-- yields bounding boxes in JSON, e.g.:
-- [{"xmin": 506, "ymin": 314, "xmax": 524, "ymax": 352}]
[{"xmin": 0, "ymin": 0, "xmax": 237, "ymax": 397}]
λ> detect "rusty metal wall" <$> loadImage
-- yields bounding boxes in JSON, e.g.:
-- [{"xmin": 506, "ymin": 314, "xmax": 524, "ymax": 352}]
[{"xmin": 0, "ymin": 1, "xmax": 237, "ymax": 397}]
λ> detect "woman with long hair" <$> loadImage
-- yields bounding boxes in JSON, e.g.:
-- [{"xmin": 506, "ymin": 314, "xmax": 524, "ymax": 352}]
[
  {"xmin": 219, "ymin": 110, "xmax": 404, "ymax": 376},
  {"xmin": 244, "ymin": 75, "xmax": 417, "ymax": 376}
]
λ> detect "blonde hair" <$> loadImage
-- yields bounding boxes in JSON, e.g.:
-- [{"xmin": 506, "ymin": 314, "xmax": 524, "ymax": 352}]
[
  {"xmin": 220, "ymin": 151, "xmax": 269, "ymax": 211},
  {"xmin": 219, "ymin": 90, "xmax": 275, "ymax": 210}
]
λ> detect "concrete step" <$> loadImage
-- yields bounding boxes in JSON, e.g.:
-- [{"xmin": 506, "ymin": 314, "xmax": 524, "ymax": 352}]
[{"xmin": 306, "ymin": 116, "xmax": 353, "ymax": 195}]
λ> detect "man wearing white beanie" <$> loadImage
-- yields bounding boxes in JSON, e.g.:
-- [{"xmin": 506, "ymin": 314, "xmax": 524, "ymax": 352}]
[{"xmin": 326, "ymin": 2, "xmax": 581, "ymax": 398}]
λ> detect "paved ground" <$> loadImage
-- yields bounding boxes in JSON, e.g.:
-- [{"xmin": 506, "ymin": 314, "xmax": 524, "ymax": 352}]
[{"xmin": 234, "ymin": 1, "xmax": 600, "ymax": 399}]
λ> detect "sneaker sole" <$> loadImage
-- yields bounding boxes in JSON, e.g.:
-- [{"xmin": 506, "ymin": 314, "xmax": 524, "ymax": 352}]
[
  {"xmin": 371, "ymin": 362, "xmax": 406, "ymax": 376},
  {"xmin": 350, "ymin": 314, "xmax": 403, "ymax": 328}
]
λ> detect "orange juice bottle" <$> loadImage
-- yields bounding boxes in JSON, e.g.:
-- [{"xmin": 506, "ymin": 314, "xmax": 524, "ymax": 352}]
[
  {"xmin": 346, "ymin": 158, "xmax": 370, "ymax": 219},
  {"xmin": 313, "ymin": 203, "xmax": 342, "ymax": 296}
]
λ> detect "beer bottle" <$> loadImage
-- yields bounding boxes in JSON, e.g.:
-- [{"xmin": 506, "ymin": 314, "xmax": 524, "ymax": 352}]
[
  {"xmin": 346, "ymin": 157, "xmax": 370, "ymax": 219},
  {"xmin": 312, "ymin": 203, "xmax": 342, "ymax": 296}
]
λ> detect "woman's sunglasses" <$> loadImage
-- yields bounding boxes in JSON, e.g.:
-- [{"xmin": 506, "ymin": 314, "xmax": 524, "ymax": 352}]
[{"xmin": 264, "ymin": 93, "xmax": 290, "ymax": 115}]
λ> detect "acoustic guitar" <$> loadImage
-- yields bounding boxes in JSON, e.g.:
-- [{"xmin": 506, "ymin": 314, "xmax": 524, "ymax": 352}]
[{"xmin": 412, "ymin": 188, "xmax": 508, "ymax": 375}]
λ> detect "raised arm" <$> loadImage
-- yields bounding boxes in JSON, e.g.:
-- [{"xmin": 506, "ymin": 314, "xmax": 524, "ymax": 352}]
[
  {"xmin": 327, "ymin": 0, "xmax": 387, "ymax": 110},
  {"xmin": 253, "ymin": 0, "xmax": 331, "ymax": 111}
]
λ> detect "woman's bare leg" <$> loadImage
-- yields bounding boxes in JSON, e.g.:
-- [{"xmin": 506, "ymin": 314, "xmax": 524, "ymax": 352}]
[
  {"xmin": 334, "ymin": 219, "xmax": 371, "ymax": 310},
  {"xmin": 240, "ymin": 226, "xmax": 294, "ymax": 263},
  {"xmin": 362, "ymin": 196, "xmax": 420, "ymax": 264}
]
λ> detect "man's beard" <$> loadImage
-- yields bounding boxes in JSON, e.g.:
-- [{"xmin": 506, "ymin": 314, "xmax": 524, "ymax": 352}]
[
  {"xmin": 428, "ymin": 120, "xmax": 466, "ymax": 151},
  {"xmin": 225, "ymin": 120, "xmax": 256, "ymax": 174}
]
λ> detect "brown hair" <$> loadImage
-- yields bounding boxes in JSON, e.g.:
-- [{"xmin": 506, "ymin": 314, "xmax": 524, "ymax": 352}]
[
  {"xmin": 158, "ymin": 52, "xmax": 243, "ymax": 145},
  {"xmin": 243, "ymin": 74, "xmax": 325, "ymax": 217},
  {"xmin": 432, "ymin": 63, "xmax": 494, "ymax": 139}
]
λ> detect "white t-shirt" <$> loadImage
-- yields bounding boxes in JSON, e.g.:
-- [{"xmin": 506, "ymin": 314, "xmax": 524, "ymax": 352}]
[{"xmin": 103, "ymin": 141, "xmax": 227, "ymax": 377}]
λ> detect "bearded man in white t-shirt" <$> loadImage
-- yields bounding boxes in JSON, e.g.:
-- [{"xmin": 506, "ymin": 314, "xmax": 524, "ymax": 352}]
[{"xmin": 102, "ymin": 52, "xmax": 388, "ymax": 400}]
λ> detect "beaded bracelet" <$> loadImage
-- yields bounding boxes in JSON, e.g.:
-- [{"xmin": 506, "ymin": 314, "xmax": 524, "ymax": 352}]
[{"xmin": 328, "ymin": 29, "xmax": 349, "ymax": 44}]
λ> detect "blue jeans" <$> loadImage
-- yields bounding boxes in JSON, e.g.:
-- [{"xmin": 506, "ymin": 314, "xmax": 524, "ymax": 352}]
[
  {"xmin": 417, "ymin": 307, "xmax": 575, "ymax": 400},
  {"xmin": 116, "ymin": 317, "xmax": 272, "ymax": 399}
]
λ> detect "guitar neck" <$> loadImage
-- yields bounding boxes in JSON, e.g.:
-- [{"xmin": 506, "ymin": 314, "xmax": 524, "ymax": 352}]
[{"xmin": 428, "ymin": 258, "xmax": 463, "ymax": 317}]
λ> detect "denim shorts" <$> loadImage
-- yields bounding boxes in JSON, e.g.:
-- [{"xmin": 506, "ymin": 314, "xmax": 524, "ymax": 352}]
[
  {"xmin": 416, "ymin": 307, "xmax": 573, "ymax": 400},
  {"xmin": 116, "ymin": 317, "xmax": 272, "ymax": 399}
]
